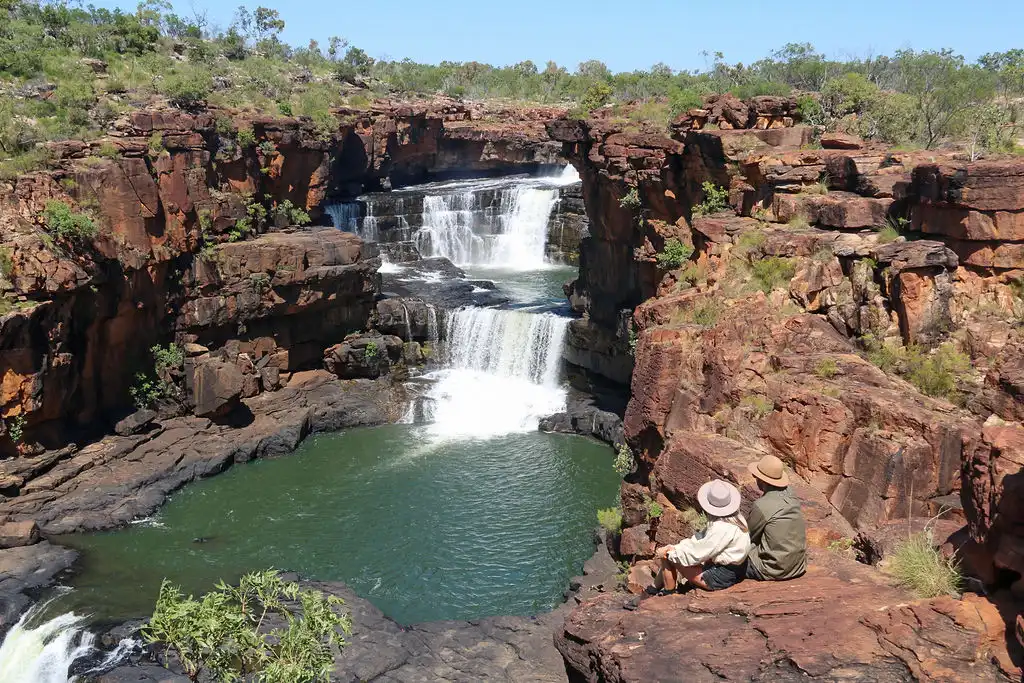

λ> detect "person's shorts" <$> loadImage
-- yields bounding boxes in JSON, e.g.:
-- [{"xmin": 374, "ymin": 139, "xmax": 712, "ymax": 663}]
[{"xmin": 701, "ymin": 562, "xmax": 746, "ymax": 591}]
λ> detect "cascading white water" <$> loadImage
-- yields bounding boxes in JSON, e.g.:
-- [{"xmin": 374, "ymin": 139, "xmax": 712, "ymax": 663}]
[
  {"xmin": 416, "ymin": 193, "xmax": 481, "ymax": 265},
  {"xmin": 419, "ymin": 308, "xmax": 569, "ymax": 439},
  {"xmin": 487, "ymin": 188, "xmax": 560, "ymax": 269},
  {"xmin": 325, "ymin": 202, "xmax": 379, "ymax": 242},
  {"xmin": 0, "ymin": 605, "xmax": 94, "ymax": 683}
]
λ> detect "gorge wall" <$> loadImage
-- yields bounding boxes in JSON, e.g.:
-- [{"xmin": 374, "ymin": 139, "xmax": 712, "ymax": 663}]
[
  {"xmin": 0, "ymin": 99, "xmax": 571, "ymax": 457},
  {"xmin": 544, "ymin": 95, "xmax": 1024, "ymax": 680}
]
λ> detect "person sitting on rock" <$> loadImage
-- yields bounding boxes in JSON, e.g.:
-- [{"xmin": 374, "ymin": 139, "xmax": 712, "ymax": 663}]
[
  {"xmin": 626, "ymin": 479, "xmax": 750, "ymax": 608},
  {"xmin": 745, "ymin": 454, "xmax": 807, "ymax": 581}
]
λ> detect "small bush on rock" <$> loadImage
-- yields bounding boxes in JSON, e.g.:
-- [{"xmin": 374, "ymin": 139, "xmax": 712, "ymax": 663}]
[
  {"xmin": 618, "ymin": 187, "xmax": 640, "ymax": 211},
  {"xmin": 597, "ymin": 507, "xmax": 623, "ymax": 534},
  {"xmin": 613, "ymin": 443, "xmax": 634, "ymax": 476},
  {"xmin": 144, "ymin": 569, "xmax": 350, "ymax": 682},
  {"xmin": 681, "ymin": 507, "xmax": 708, "ymax": 532},
  {"xmin": 692, "ymin": 181, "xmax": 729, "ymax": 217},
  {"xmin": 643, "ymin": 495, "xmax": 663, "ymax": 521},
  {"xmin": 655, "ymin": 238, "xmax": 693, "ymax": 269},
  {"xmin": 751, "ymin": 257, "xmax": 797, "ymax": 293},
  {"xmin": 814, "ymin": 358, "xmax": 839, "ymax": 379},
  {"xmin": 888, "ymin": 531, "xmax": 961, "ymax": 598},
  {"xmin": 42, "ymin": 200, "xmax": 97, "ymax": 244}
]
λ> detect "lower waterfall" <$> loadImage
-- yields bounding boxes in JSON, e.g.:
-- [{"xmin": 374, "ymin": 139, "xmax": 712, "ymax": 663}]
[
  {"xmin": 0, "ymin": 604, "xmax": 94, "ymax": 683},
  {"xmin": 418, "ymin": 307, "xmax": 570, "ymax": 440}
]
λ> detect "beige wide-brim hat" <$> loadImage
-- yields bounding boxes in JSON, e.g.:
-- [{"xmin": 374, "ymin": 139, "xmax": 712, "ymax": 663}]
[
  {"xmin": 697, "ymin": 479, "xmax": 742, "ymax": 517},
  {"xmin": 749, "ymin": 454, "xmax": 790, "ymax": 487}
]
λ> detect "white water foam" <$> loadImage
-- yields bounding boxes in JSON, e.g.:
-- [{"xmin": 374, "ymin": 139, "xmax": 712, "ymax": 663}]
[
  {"xmin": 418, "ymin": 307, "xmax": 569, "ymax": 440},
  {"xmin": 325, "ymin": 201, "xmax": 379, "ymax": 242},
  {"xmin": 0, "ymin": 604, "xmax": 93, "ymax": 683}
]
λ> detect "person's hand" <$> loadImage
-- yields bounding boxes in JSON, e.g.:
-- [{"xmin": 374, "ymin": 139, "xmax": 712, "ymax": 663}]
[{"xmin": 655, "ymin": 546, "xmax": 670, "ymax": 559}]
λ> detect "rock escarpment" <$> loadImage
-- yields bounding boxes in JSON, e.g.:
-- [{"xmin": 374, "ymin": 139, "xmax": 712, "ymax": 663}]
[
  {"xmin": 549, "ymin": 97, "xmax": 1024, "ymax": 679},
  {"xmin": 0, "ymin": 100, "xmax": 567, "ymax": 454}
]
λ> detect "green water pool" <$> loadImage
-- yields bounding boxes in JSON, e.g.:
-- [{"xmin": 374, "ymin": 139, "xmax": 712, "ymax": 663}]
[{"xmin": 56, "ymin": 424, "xmax": 619, "ymax": 625}]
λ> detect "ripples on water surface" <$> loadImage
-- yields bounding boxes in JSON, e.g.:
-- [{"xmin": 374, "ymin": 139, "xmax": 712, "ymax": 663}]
[{"xmin": 58, "ymin": 424, "xmax": 619, "ymax": 625}]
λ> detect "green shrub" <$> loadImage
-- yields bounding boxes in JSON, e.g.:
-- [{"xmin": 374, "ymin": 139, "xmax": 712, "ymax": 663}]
[
  {"xmin": 97, "ymin": 141, "xmax": 121, "ymax": 159},
  {"xmin": 667, "ymin": 86, "xmax": 702, "ymax": 118},
  {"xmin": 152, "ymin": 343, "xmax": 185, "ymax": 375},
  {"xmin": 143, "ymin": 570, "xmax": 350, "ymax": 682},
  {"xmin": 904, "ymin": 342, "xmax": 970, "ymax": 401},
  {"xmin": 690, "ymin": 300, "xmax": 721, "ymax": 327},
  {"xmin": 814, "ymin": 358, "xmax": 839, "ymax": 379},
  {"xmin": 0, "ymin": 247, "xmax": 12, "ymax": 279},
  {"xmin": 148, "ymin": 132, "xmax": 166, "ymax": 156},
  {"xmin": 750, "ymin": 257, "xmax": 796, "ymax": 293},
  {"xmin": 876, "ymin": 216, "xmax": 907, "ymax": 244},
  {"xmin": 162, "ymin": 67, "xmax": 213, "ymax": 108},
  {"xmin": 364, "ymin": 341, "xmax": 379, "ymax": 361},
  {"xmin": 581, "ymin": 82, "xmax": 613, "ymax": 111},
  {"xmin": 740, "ymin": 394, "xmax": 774, "ymax": 418},
  {"xmin": 3, "ymin": 414, "xmax": 26, "ymax": 443},
  {"xmin": 865, "ymin": 335, "xmax": 904, "ymax": 374},
  {"xmin": 272, "ymin": 199, "xmax": 311, "ymax": 227},
  {"xmin": 618, "ymin": 187, "xmax": 640, "ymax": 210},
  {"xmin": 236, "ymin": 127, "xmax": 257, "ymax": 148},
  {"xmin": 655, "ymin": 238, "xmax": 694, "ymax": 269},
  {"xmin": 787, "ymin": 214, "xmax": 811, "ymax": 230},
  {"xmin": 643, "ymin": 495, "xmax": 663, "ymax": 520},
  {"xmin": 42, "ymin": 200, "xmax": 97, "ymax": 243},
  {"xmin": 888, "ymin": 532, "xmax": 961, "ymax": 598},
  {"xmin": 692, "ymin": 181, "xmax": 729, "ymax": 217},
  {"xmin": 596, "ymin": 507, "xmax": 623, "ymax": 534},
  {"xmin": 613, "ymin": 443, "xmax": 634, "ymax": 476}
]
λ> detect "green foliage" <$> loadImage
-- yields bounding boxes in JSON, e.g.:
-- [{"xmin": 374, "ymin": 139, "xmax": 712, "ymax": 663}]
[
  {"xmin": 143, "ymin": 570, "xmax": 350, "ymax": 682},
  {"xmin": 272, "ymin": 199, "xmax": 311, "ymax": 227},
  {"xmin": 739, "ymin": 394, "xmax": 774, "ymax": 418},
  {"xmin": 750, "ymin": 257, "xmax": 796, "ymax": 293},
  {"xmin": 131, "ymin": 343, "xmax": 183, "ymax": 409},
  {"xmin": 596, "ymin": 507, "xmax": 623, "ymax": 534},
  {"xmin": 0, "ymin": 246, "xmax": 12, "ymax": 279},
  {"xmin": 96, "ymin": 141, "xmax": 120, "ymax": 159},
  {"xmin": 580, "ymin": 82, "xmax": 613, "ymax": 111},
  {"xmin": 667, "ymin": 86, "xmax": 703, "ymax": 118},
  {"xmin": 690, "ymin": 300, "xmax": 721, "ymax": 327},
  {"xmin": 148, "ymin": 131, "xmax": 165, "ymax": 156},
  {"xmin": 814, "ymin": 358, "xmax": 839, "ymax": 379},
  {"xmin": 692, "ymin": 181, "xmax": 729, "ymax": 217},
  {"xmin": 828, "ymin": 537, "xmax": 855, "ymax": 552},
  {"xmin": 655, "ymin": 238, "xmax": 693, "ymax": 270},
  {"xmin": 3, "ymin": 414, "xmax": 26, "ymax": 443},
  {"xmin": 904, "ymin": 343, "xmax": 971, "ymax": 401},
  {"xmin": 42, "ymin": 200, "xmax": 96, "ymax": 243},
  {"xmin": 888, "ymin": 532, "xmax": 961, "ymax": 598},
  {"xmin": 613, "ymin": 443, "xmax": 634, "ymax": 476},
  {"xmin": 236, "ymin": 127, "xmax": 257, "ymax": 148},
  {"xmin": 161, "ymin": 65, "xmax": 212, "ymax": 109},
  {"xmin": 865, "ymin": 338, "xmax": 971, "ymax": 402},
  {"xmin": 618, "ymin": 187, "xmax": 640, "ymax": 211},
  {"xmin": 643, "ymin": 495, "xmax": 663, "ymax": 521},
  {"xmin": 152, "ymin": 343, "xmax": 184, "ymax": 375},
  {"xmin": 363, "ymin": 341, "xmax": 379, "ymax": 361},
  {"xmin": 876, "ymin": 224, "xmax": 900, "ymax": 244}
]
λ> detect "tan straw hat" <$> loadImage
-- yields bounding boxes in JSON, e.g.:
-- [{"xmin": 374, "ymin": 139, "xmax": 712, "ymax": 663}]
[
  {"xmin": 696, "ymin": 479, "xmax": 742, "ymax": 517},
  {"xmin": 749, "ymin": 454, "xmax": 789, "ymax": 487}
]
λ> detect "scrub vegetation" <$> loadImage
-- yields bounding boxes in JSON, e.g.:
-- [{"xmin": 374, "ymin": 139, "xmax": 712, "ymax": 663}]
[{"xmin": 2, "ymin": 0, "xmax": 1023, "ymax": 179}]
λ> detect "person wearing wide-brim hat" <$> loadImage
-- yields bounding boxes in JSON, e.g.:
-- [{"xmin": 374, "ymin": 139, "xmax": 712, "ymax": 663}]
[
  {"xmin": 626, "ymin": 479, "xmax": 751, "ymax": 608},
  {"xmin": 745, "ymin": 455, "xmax": 807, "ymax": 581}
]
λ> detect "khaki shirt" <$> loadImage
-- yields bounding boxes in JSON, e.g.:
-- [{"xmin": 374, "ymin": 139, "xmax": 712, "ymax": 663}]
[{"xmin": 747, "ymin": 488, "xmax": 807, "ymax": 580}]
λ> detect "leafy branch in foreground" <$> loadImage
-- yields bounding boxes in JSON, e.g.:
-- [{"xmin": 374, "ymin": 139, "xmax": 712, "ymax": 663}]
[{"xmin": 144, "ymin": 569, "xmax": 351, "ymax": 683}]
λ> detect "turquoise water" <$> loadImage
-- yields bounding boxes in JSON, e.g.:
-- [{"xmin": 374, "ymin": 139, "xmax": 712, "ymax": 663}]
[{"xmin": 56, "ymin": 424, "xmax": 618, "ymax": 625}]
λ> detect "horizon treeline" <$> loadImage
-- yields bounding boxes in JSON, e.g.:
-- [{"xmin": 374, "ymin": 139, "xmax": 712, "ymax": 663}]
[{"xmin": 2, "ymin": 0, "xmax": 1023, "ymax": 176}]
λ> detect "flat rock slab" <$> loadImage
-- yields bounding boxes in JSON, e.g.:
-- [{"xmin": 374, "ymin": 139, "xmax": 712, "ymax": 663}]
[{"xmin": 556, "ymin": 552, "xmax": 1019, "ymax": 682}]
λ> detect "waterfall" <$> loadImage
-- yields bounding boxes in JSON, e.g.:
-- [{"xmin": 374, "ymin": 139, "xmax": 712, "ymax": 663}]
[
  {"xmin": 0, "ymin": 605, "xmax": 94, "ymax": 683},
  {"xmin": 419, "ymin": 308, "xmax": 569, "ymax": 439},
  {"xmin": 415, "ymin": 193, "xmax": 481, "ymax": 265},
  {"xmin": 325, "ymin": 202, "xmax": 378, "ymax": 242},
  {"xmin": 488, "ymin": 188, "xmax": 560, "ymax": 269}
]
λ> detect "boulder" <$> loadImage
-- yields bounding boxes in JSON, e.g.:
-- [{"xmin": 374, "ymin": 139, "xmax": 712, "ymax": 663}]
[
  {"xmin": 114, "ymin": 409, "xmax": 157, "ymax": 436},
  {"xmin": 323, "ymin": 334, "xmax": 403, "ymax": 380},
  {"xmin": 0, "ymin": 520, "xmax": 40, "ymax": 548},
  {"xmin": 820, "ymin": 132, "xmax": 865, "ymax": 150},
  {"xmin": 192, "ymin": 357, "xmax": 244, "ymax": 418}
]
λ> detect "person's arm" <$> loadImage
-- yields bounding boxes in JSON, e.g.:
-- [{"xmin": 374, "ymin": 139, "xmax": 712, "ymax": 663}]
[
  {"xmin": 747, "ymin": 502, "xmax": 767, "ymax": 546},
  {"xmin": 667, "ymin": 523, "xmax": 731, "ymax": 566}
]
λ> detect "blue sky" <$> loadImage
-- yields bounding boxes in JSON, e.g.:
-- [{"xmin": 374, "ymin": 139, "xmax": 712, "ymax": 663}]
[{"xmin": 105, "ymin": 0, "xmax": 1024, "ymax": 72}]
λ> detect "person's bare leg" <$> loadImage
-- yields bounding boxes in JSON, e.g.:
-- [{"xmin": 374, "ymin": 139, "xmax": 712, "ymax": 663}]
[
  {"xmin": 661, "ymin": 562, "xmax": 679, "ymax": 591},
  {"xmin": 677, "ymin": 564, "xmax": 710, "ymax": 590}
]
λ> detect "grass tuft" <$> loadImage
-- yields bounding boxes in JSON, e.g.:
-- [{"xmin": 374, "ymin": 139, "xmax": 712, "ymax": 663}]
[{"xmin": 888, "ymin": 532, "xmax": 961, "ymax": 598}]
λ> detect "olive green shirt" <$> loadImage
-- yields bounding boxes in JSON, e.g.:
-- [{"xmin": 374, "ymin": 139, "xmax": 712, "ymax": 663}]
[{"xmin": 747, "ymin": 488, "xmax": 807, "ymax": 580}]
